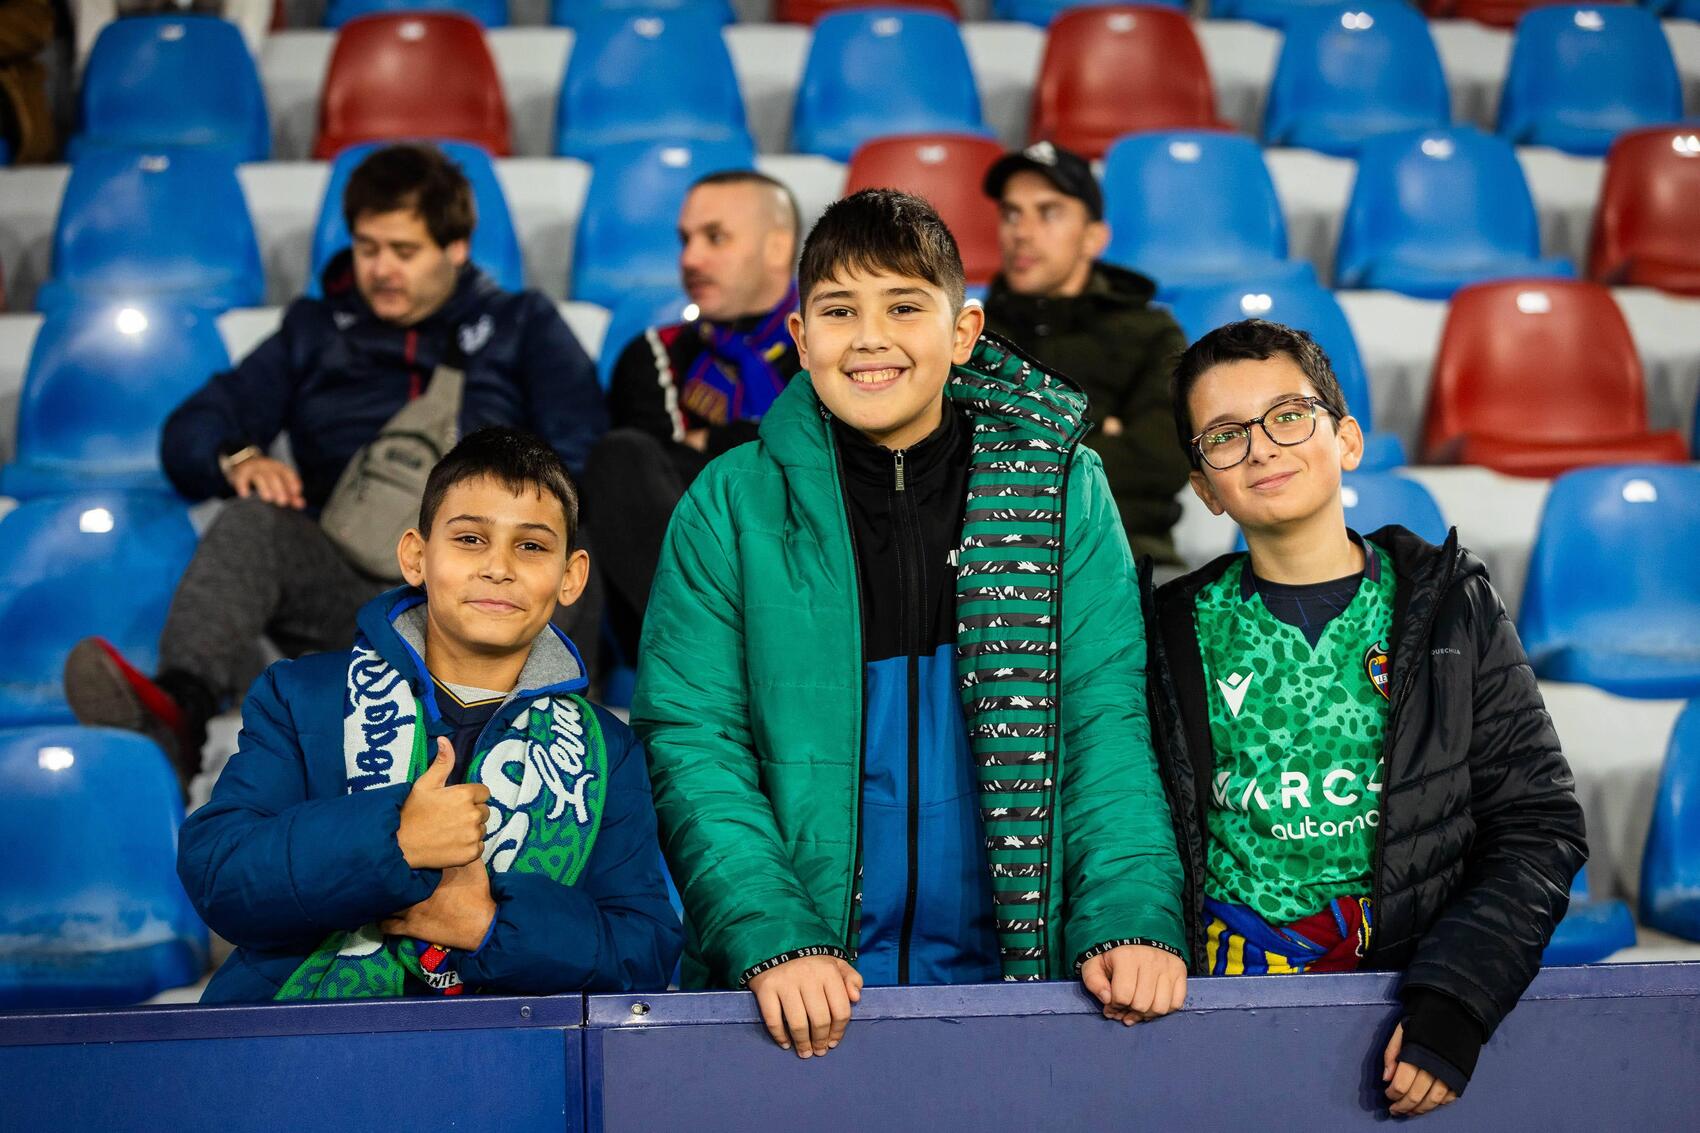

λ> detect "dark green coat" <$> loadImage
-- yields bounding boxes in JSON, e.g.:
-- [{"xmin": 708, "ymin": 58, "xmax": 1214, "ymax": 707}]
[
  {"xmin": 633, "ymin": 336, "xmax": 1187, "ymax": 988},
  {"xmin": 983, "ymin": 263, "xmax": 1190, "ymax": 564}
]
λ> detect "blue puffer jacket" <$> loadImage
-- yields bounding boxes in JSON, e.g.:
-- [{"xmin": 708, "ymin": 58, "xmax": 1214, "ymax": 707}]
[
  {"xmin": 161, "ymin": 253, "xmax": 607, "ymax": 509},
  {"xmin": 178, "ymin": 589, "xmax": 681, "ymax": 1003}
]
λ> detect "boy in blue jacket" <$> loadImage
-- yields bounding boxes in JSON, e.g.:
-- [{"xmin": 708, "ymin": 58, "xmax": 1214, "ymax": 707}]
[{"xmin": 178, "ymin": 428, "xmax": 680, "ymax": 1001}]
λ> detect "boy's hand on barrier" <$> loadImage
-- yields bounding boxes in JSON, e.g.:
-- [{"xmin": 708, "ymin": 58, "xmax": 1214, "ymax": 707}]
[
  {"xmin": 747, "ymin": 956, "xmax": 863, "ymax": 1059},
  {"xmin": 381, "ymin": 857, "xmax": 497, "ymax": 951},
  {"xmin": 397, "ymin": 739, "xmax": 491, "ymax": 870},
  {"xmin": 1383, "ymin": 1023, "xmax": 1457, "ymax": 1117},
  {"xmin": 1081, "ymin": 944, "xmax": 1187, "ymax": 1025}
]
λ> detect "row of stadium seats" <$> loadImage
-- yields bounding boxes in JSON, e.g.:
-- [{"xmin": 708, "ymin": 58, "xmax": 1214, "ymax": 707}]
[{"xmin": 63, "ymin": 8, "xmax": 1699, "ymax": 167}]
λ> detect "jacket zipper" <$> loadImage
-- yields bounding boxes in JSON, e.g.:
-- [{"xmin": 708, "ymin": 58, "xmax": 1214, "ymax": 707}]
[
  {"xmin": 892, "ymin": 447, "xmax": 923, "ymax": 985},
  {"xmin": 828, "ymin": 431, "xmax": 868, "ymax": 962}
]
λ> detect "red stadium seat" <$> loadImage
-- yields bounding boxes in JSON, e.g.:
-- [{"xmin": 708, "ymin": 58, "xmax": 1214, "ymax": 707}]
[
  {"xmin": 1030, "ymin": 6, "xmax": 1223, "ymax": 161},
  {"xmin": 1420, "ymin": 0, "xmax": 1624, "ymax": 30},
  {"xmin": 844, "ymin": 134, "xmax": 1004, "ymax": 285},
  {"xmin": 777, "ymin": 0, "xmax": 958, "ymax": 23},
  {"xmin": 1588, "ymin": 126, "xmax": 1700, "ymax": 297},
  {"xmin": 314, "ymin": 13, "xmax": 510, "ymax": 160},
  {"xmin": 1421, "ymin": 279, "xmax": 1686, "ymax": 478}
]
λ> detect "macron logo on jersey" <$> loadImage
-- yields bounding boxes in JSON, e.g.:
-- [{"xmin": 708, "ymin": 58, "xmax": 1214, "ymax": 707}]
[{"xmin": 1216, "ymin": 671, "xmax": 1253, "ymax": 717}]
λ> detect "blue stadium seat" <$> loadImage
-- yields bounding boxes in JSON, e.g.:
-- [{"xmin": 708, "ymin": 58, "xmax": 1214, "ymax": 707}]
[
  {"xmin": 0, "ymin": 725, "xmax": 207, "ymax": 1008},
  {"xmin": 1498, "ymin": 6, "xmax": 1682, "ymax": 157},
  {"xmin": 1166, "ymin": 279, "xmax": 1405, "ymax": 470},
  {"xmin": 36, "ymin": 148, "xmax": 264, "ymax": 315},
  {"xmin": 1262, "ymin": 2, "xmax": 1451, "ymax": 157},
  {"xmin": 71, "ymin": 16, "xmax": 270, "ymax": 163},
  {"xmin": 1101, "ymin": 132, "xmax": 1317, "ymax": 298},
  {"xmin": 1234, "ymin": 471, "xmax": 1448, "ymax": 550},
  {"xmin": 325, "ymin": 0, "xmax": 509, "ymax": 27},
  {"xmin": 0, "ymin": 492, "xmax": 198, "ymax": 726},
  {"xmin": 1642, "ymin": 698, "xmax": 1700, "ymax": 941},
  {"xmin": 551, "ymin": 0, "xmax": 734, "ymax": 27},
  {"xmin": 1543, "ymin": 866, "xmax": 1636, "ymax": 965},
  {"xmin": 598, "ymin": 287, "xmax": 692, "ymax": 387},
  {"xmin": 1, "ymin": 304, "xmax": 229, "ymax": 498},
  {"xmin": 991, "ymin": 0, "xmax": 1185, "ymax": 25},
  {"xmin": 1334, "ymin": 127, "xmax": 1573, "ymax": 299},
  {"xmin": 309, "ymin": 140, "xmax": 523, "ymax": 295},
  {"xmin": 792, "ymin": 10, "xmax": 987, "ymax": 162},
  {"xmin": 555, "ymin": 11, "xmax": 748, "ymax": 159},
  {"xmin": 1208, "ymin": 0, "xmax": 1345, "ymax": 27},
  {"xmin": 1518, "ymin": 464, "xmax": 1700, "ymax": 698},
  {"xmin": 572, "ymin": 137, "xmax": 755, "ymax": 308}
]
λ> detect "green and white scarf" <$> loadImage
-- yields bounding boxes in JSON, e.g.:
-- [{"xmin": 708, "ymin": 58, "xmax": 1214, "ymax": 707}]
[{"xmin": 275, "ymin": 636, "xmax": 608, "ymax": 1000}]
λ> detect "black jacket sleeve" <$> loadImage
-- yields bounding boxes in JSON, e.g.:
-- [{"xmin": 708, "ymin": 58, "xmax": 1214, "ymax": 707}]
[
  {"xmin": 160, "ymin": 313, "xmax": 302, "ymax": 502},
  {"xmin": 605, "ymin": 331, "xmax": 682, "ymax": 443},
  {"xmin": 1400, "ymin": 575, "xmax": 1587, "ymax": 1038},
  {"xmin": 516, "ymin": 294, "xmax": 607, "ymax": 478}
]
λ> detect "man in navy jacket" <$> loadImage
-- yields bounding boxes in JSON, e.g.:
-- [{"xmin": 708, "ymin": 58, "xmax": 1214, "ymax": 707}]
[{"xmin": 63, "ymin": 144, "xmax": 607, "ymax": 787}]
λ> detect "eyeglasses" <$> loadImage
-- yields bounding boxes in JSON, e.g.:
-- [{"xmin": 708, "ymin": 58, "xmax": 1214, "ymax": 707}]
[{"xmin": 1190, "ymin": 396, "xmax": 1337, "ymax": 470}]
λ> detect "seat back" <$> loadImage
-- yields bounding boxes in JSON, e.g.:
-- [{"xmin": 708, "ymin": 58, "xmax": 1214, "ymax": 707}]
[
  {"xmin": 7, "ymin": 304, "xmax": 230, "ymax": 496},
  {"xmin": 779, "ymin": 0, "xmax": 959, "ymax": 21},
  {"xmin": 310, "ymin": 139, "xmax": 523, "ymax": 293},
  {"xmin": 1167, "ymin": 279, "xmax": 1376, "ymax": 432},
  {"xmin": 1101, "ymin": 131, "xmax": 1288, "ymax": 283},
  {"xmin": 1588, "ymin": 127, "xmax": 1700, "ymax": 295},
  {"xmin": 792, "ymin": 10, "xmax": 983, "ymax": 161},
  {"xmin": 556, "ymin": 10, "xmax": 747, "ymax": 158},
  {"xmin": 1262, "ymin": 2, "xmax": 1450, "ymax": 156},
  {"xmin": 597, "ymin": 287, "xmax": 693, "ymax": 387},
  {"xmin": 315, "ymin": 13, "xmax": 510, "ymax": 159},
  {"xmin": 1210, "ymin": 0, "xmax": 1349, "ymax": 27},
  {"xmin": 1518, "ymin": 464, "xmax": 1700, "ymax": 667},
  {"xmin": 1498, "ymin": 6, "xmax": 1681, "ymax": 156},
  {"xmin": 0, "ymin": 726, "xmax": 206, "ymax": 1008},
  {"xmin": 845, "ymin": 134, "xmax": 1005, "ymax": 285},
  {"xmin": 1431, "ymin": 0, "xmax": 1627, "ymax": 30},
  {"xmin": 75, "ymin": 16, "xmax": 269, "ymax": 163},
  {"xmin": 572, "ymin": 137, "xmax": 757, "ymax": 307},
  {"xmin": 0, "ymin": 492, "xmax": 199, "ymax": 725},
  {"xmin": 993, "ymin": 0, "xmax": 1185, "ymax": 25},
  {"xmin": 38, "ymin": 147, "xmax": 263, "ymax": 314},
  {"xmin": 1423, "ymin": 280, "xmax": 1648, "ymax": 458},
  {"xmin": 1335, "ymin": 127, "xmax": 1542, "ymax": 288},
  {"xmin": 1642, "ymin": 699, "xmax": 1700, "ymax": 940},
  {"xmin": 550, "ymin": 0, "xmax": 735, "ymax": 27},
  {"xmin": 1030, "ymin": 6, "xmax": 1218, "ymax": 160},
  {"xmin": 325, "ymin": 0, "xmax": 509, "ymax": 27}
]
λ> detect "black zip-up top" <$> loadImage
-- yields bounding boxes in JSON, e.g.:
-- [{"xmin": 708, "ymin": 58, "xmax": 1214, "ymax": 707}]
[{"xmin": 1144, "ymin": 525, "xmax": 1587, "ymax": 1083}]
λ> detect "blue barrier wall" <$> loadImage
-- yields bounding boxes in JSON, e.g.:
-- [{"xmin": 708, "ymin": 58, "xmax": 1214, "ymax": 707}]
[{"xmin": 3, "ymin": 964, "xmax": 1698, "ymax": 1131}]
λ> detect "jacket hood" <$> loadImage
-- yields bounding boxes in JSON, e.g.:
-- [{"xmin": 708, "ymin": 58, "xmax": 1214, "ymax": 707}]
[
  {"xmin": 318, "ymin": 250, "xmax": 504, "ymax": 334},
  {"xmin": 986, "ymin": 260, "xmax": 1159, "ymax": 313},
  {"xmin": 759, "ymin": 331, "xmax": 1089, "ymax": 471},
  {"xmin": 355, "ymin": 587, "xmax": 588, "ymax": 719}
]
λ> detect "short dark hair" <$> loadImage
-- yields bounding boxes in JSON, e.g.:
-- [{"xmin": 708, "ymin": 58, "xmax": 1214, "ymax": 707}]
[
  {"xmin": 798, "ymin": 189, "xmax": 965, "ymax": 311},
  {"xmin": 342, "ymin": 143, "xmax": 476, "ymax": 250},
  {"xmin": 418, "ymin": 428, "xmax": 579, "ymax": 549},
  {"xmin": 689, "ymin": 168, "xmax": 802, "ymax": 248},
  {"xmin": 1170, "ymin": 319, "xmax": 1348, "ymax": 470}
]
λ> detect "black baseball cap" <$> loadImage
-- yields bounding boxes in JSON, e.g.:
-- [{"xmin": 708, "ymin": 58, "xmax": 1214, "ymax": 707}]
[{"xmin": 982, "ymin": 142, "xmax": 1104, "ymax": 221}]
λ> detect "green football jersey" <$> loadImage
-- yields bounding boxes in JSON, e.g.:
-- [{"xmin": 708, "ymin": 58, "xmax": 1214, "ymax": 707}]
[{"xmin": 1193, "ymin": 547, "xmax": 1395, "ymax": 923}]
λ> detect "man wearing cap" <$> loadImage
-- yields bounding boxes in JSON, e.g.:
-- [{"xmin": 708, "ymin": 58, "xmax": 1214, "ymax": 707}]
[{"xmin": 982, "ymin": 142, "xmax": 1190, "ymax": 569}]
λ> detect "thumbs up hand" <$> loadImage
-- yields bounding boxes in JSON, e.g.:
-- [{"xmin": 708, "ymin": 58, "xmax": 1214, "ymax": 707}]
[{"xmin": 397, "ymin": 738, "xmax": 491, "ymax": 870}]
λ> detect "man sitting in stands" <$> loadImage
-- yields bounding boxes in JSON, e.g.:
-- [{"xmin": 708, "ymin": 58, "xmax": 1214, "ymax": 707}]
[
  {"xmin": 581, "ymin": 170, "xmax": 800, "ymax": 660},
  {"xmin": 178, "ymin": 428, "xmax": 680, "ymax": 1001},
  {"xmin": 63, "ymin": 142, "xmax": 607, "ymax": 789},
  {"xmin": 980, "ymin": 142, "xmax": 1190, "ymax": 573}
]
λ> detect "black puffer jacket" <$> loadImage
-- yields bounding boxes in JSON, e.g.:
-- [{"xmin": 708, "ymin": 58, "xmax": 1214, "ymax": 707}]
[{"xmin": 1144, "ymin": 525, "xmax": 1587, "ymax": 1041}]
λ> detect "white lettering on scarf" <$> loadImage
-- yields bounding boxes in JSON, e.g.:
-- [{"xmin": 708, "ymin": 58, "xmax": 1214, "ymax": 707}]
[
  {"xmin": 477, "ymin": 698, "xmax": 598, "ymax": 872},
  {"xmin": 344, "ymin": 646, "xmax": 417, "ymax": 793}
]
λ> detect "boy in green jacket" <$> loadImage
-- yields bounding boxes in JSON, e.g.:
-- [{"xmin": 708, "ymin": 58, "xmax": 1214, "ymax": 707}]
[{"xmin": 634, "ymin": 190, "xmax": 1187, "ymax": 1058}]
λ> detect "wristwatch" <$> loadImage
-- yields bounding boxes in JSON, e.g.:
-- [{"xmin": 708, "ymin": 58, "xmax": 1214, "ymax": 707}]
[{"xmin": 218, "ymin": 444, "xmax": 263, "ymax": 479}]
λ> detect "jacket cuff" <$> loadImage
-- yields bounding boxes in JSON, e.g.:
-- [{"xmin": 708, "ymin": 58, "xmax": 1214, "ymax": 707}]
[
  {"xmin": 1400, "ymin": 987, "xmax": 1487, "ymax": 1094},
  {"xmin": 739, "ymin": 945, "xmax": 851, "ymax": 989},
  {"xmin": 1073, "ymin": 937, "xmax": 1184, "ymax": 975}
]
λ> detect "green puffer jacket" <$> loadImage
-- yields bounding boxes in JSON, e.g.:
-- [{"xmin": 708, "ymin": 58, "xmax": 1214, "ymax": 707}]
[{"xmin": 633, "ymin": 335, "xmax": 1186, "ymax": 989}]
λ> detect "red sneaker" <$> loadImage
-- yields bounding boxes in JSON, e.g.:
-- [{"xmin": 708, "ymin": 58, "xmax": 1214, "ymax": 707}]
[{"xmin": 63, "ymin": 638, "xmax": 193, "ymax": 785}]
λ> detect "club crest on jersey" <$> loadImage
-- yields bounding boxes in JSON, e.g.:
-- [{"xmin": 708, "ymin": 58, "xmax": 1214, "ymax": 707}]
[{"xmin": 1364, "ymin": 641, "xmax": 1391, "ymax": 700}]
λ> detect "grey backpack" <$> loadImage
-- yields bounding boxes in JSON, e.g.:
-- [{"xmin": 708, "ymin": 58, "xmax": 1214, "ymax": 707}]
[{"xmin": 319, "ymin": 360, "xmax": 465, "ymax": 582}]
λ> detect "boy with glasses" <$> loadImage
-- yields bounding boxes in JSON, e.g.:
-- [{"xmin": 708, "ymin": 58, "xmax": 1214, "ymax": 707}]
[{"xmin": 1147, "ymin": 320, "xmax": 1586, "ymax": 1117}]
